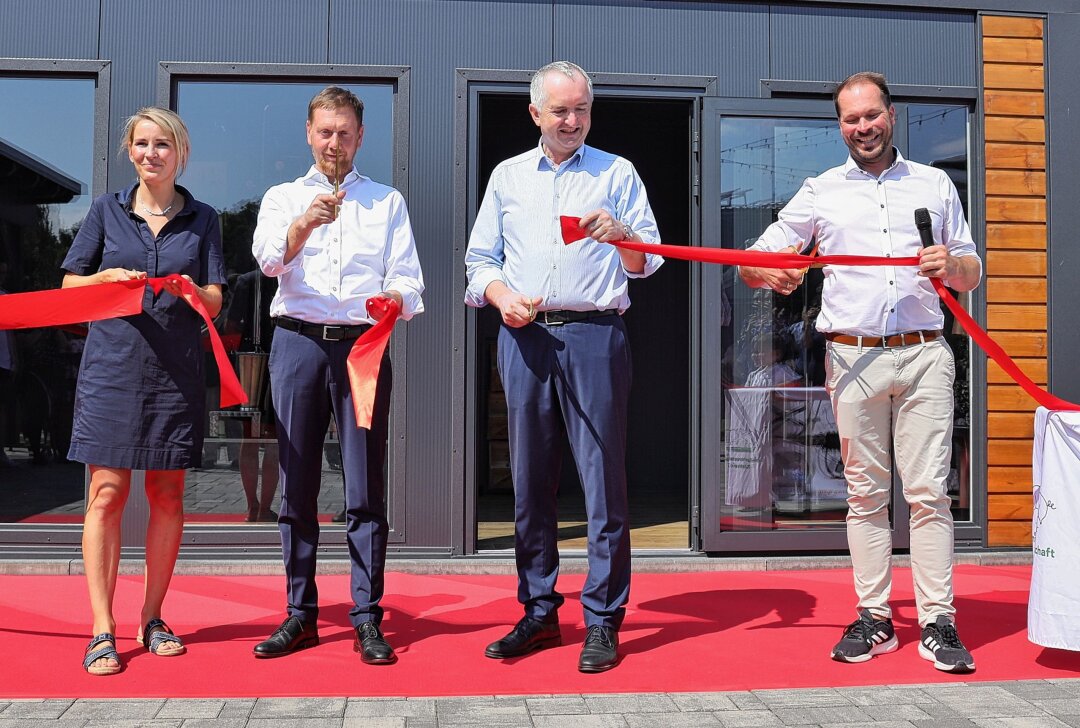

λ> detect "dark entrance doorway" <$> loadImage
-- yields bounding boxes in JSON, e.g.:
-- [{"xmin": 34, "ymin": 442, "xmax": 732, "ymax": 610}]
[{"xmin": 472, "ymin": 92, "xmax": 694, "ymax": 551}]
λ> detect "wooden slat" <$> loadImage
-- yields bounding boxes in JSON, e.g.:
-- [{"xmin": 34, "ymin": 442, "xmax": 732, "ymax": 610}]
[
  {"xmin": 988, "ymin": 521, "xmax": 1031, "ymax": 547},
  {"xmin": 985, "ymin": 223, "xmax": 1046, "ymax": 250},
  {"xmin": 988, "ymin": 358, "xmax": 1047, "ymax": 386},
  {"xmin": 986, "ymin": 277, "xmax": 1047, "ymax": 303},
  {"xmin": 988, "ymin": 465, "xmax": 1033, "ymax": 491},
  {"xmin": 984, "ymin": 62, "xmax": 1045, "ymax": 90},
  {"xmin": 982, "ymin": 331, "xmax": 1046, "ymax": 357},
  {"xmin": 988, "ymin": 494, "xmax": 1033, "ymax": 520},
  {"xmin": 988, "ymin": 439, "xmax": 1035, "ymax": 466},
  {"xmin": 986, "ymin": 170, "xmax": 1046, "ymax": 196},
  {"xmin": 986, "ymin": 304, "xmax": 1047, "ymax": 330},
  {"xmin": 985, "ymin": 90, "xmax": 1045, "ymax": 117},
  {"xmin": 985, "ymin": 142, "xmax": 1045, "ymax": 170},
  {"xmin": 988, "ymin": 385, "xmax": 1041, "ymax": 411},
  {"xmin": 988, "ymin": 412, "xmax": 1036, "ymax": 438},
  {"xmin": 983, "ymin": 15, "xmax": 1044, "ymax": 39},
  {"xmin": 985, "ymin": 116, "xmax": 1045, "ymax": 143},
  {"xmin": 985, "ymin": 251, "xmax": 1047, "ymax": 276},
  {"xmin": 985, "ymin": 196, "xmax": 1047, "ymax": 223},
  {"xmin": 983, "ymin": 37, "xmax": 1044, "ymax": 64}
]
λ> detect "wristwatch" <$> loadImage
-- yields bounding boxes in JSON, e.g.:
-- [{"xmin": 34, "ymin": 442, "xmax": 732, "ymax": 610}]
[{"xmin": 619, "ymin": 221, "xmax": 634, "ymax": 240}]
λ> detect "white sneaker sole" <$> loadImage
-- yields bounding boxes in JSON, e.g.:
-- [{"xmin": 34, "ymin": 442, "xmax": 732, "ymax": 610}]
[
  {"xmin": 830, "ymin": 634, "xmax": 898, "ymax": 663},
  {"xmin": 918, "ymin": 643, "xmax": 976, "ymax": 673}
]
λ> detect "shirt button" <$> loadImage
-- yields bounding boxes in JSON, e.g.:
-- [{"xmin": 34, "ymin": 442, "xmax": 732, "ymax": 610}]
[
  {"xmin": 885, "ymin": 253, "xmax": 891, "ymax": 257},
  {"xmin": 889, "ymin": 281, "xmax": 894, "ymax": 285},
  {"xmin": 880, "ymin": 204, "xmax": 884, "ymax": 209},
  {"xmin": 882, "ymin": 229, "xmax": 887, "ymax": 233},
  {"xmin": 331, "ymin": 286, "xmax": 337, "ymax": 292},
  {"xmin": 890, "ymin": 307, "xmax": 895, "ymax": 312},
  {"xmin": 333, "ymin": 237, "xmax": 338, "ymax": 242}
]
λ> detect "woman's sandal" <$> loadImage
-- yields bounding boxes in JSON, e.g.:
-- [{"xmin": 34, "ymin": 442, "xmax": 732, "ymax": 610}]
[
  {"xmin": 83, "ymin": 633, "xmax": 122, "ymax": 676},
  {"xmin": 136, "ymin": 618, "xmax": 187, "ymax": 657}
]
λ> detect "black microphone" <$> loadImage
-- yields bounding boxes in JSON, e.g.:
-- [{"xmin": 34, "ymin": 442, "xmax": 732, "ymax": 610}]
[{"xmin": 914, "ymin": 208, "xmax": 935, "ymax": 248}]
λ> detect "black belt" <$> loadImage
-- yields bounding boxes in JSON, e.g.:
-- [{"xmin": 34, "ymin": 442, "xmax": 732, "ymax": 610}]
[
  {"xmin": 535, "ymin": 309, "xmax": 619, "ymax": 326},
  {"xmin": 274, "ymin": 316, "xmax": 371, "ymax": 341}
]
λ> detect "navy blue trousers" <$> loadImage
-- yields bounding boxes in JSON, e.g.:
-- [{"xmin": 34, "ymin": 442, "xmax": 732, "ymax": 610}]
[
  {"xmin": 269, "ymin": 326, "xmax": 391, "ymax": 628},
  {"xmin": 497, "ymin": 315, "xmax": 632, "ymax": 629}
]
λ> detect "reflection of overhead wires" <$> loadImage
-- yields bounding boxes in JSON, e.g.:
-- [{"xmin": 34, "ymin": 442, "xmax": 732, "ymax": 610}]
[{"xmin": 909, "ymin": 106, "xmax": 965, "ymax": 127}]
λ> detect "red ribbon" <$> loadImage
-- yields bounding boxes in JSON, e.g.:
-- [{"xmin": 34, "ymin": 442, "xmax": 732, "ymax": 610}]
[
  {"xmin": 346, "ymin": 297, "xmax": 400, "ymax": 429},
  {"xmin": 0, "ymin": 275, "xmax": 246, "ymax": 408},
  {"xmin": 560, "ymin": 215, "xmax": 1080, "ymax": 412}
]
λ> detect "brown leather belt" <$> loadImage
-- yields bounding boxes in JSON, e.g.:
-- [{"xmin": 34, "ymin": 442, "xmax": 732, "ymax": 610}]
[{"xmin": 825, "ymin": 330, "xmax": 941, "ymax": 348}]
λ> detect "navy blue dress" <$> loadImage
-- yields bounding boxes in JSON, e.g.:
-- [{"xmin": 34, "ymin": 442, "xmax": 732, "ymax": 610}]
[{"xmin": 62, "ymin": 184, "xmax": 227, "ymax": 470}]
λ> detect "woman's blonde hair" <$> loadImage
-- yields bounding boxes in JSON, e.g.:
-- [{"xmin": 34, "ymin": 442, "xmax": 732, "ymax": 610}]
[{"xmin": 120, "ymin": 106, "xmax": 191, "ymax": 175}]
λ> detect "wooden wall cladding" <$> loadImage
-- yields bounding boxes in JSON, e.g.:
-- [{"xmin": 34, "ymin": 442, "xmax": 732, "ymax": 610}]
[{"xmin": 982, "ymin": 14, "xmax": 1045, "ymax": 547}]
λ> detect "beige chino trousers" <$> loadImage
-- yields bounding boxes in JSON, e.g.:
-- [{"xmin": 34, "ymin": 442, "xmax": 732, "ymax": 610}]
[{"xmin": 825, "ymin": 336, "xmax": 957, "ymax": 627}]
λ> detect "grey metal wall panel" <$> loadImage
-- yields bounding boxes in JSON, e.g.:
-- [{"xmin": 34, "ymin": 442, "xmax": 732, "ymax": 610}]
[
  {"xmin": 99, "ymin": 0, "xmax": 328, "ymax": 189},
  {"xmin": 331, "ymin": 0, "xmax": 553, "ymax": 547},
  {"xmin": 554, "ymin": 1, "xmax": 768, "ymax": 97},
  {"xmin": 0, "ymin": 0, "xmax": 99, "ymax": 59},
  {"xmin": 1047, "ymin": 11, "xmax": 1080, "ymax": 404},
  {"xmin": 770, "ymin": 4, "xmax": 977, "ymax": 87}
]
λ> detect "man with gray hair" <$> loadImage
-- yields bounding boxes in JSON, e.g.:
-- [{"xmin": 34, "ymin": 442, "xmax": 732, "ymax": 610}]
[{"xmin": 465, "ymin": 61, "xmax": 663, "ymax": 672}]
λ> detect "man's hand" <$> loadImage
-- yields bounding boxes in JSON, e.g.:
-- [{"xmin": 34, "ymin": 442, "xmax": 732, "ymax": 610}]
[
  {"xmin": 284, "ymin": 189, "xmax": 347, "ymax": 264},
  {"xmin": 578, "ymin": 209, "xmax": 627, "ymax": 242},
  {"xmin": 485, "ymin": 281, "xmax": 542, "ymax": 328},
  {"xmin": 737, "ymin": 246, "xmax": 805, "ymax": 295},
  {"xmin": 917, "ymin": 244, "xmax": 982, "ymax": 292},
  {"xmin": 368, "ymin": 290, "xmax": 403, "ymax": 321}
]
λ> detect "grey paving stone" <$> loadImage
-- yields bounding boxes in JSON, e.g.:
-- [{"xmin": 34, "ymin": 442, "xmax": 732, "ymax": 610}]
[
  {"xmin": 1040, "ymin": 699, "xmax": 1080, "ymax": 716},
  {"xmin": 771, "ymin": 706, "xmax": 872, "ymax": 725},
  {"xmin": 838, "ymin": 687, "xmax": 936, "ymax": 706},
  {"xmin": 0, "ymin": 700, "xmax": 76, "ymax": 719},
  {"xmin": 983, "ymin": 682, "xmax": 1080, "ymax": 701},
  {"xmin": 525, "ymin": 696, "xmax": 589, "ymax": 715},
  {"xmin": 860, "ymin": 705, "xmax": 934, "ymax": 721},
  {"xmin": 970, "ymin": 719, "xmax": 1072, "ymax": 727},
  {"xmin": 63, "ymin": 700, "xmax": 166, "ymax": 720},
  {"xmin": 625, "ymin": 711, "xmax": 721, "ymax": 726},
  {"xmin": 245, "ymin": 720, "xmax": 345, "ymax": 728},
  {"xmin": 670, "ymin": 693, "xmax": 740, "ymax": 712},
  {"xmin": 817, "ymin": 723, "xmax": 915, "ymax": 728},
  {"xmin": 434, "ymin": 698, "xmax": 531, "ymax": 727},
  {"xmin": 728, "ymin": 693, "xmax": 768, "ymax": 710},
  {"xmin": 583, "ymin": 694, "xmax": 680, "ymax": 714},
  {"xmin": 176, "ymin": 720, "xmax": 250, "ymax": 728},
  {"xmin": 217, "ymin": 699, "xmax": 256, "ymax": 719},
  {"xmin": 341, "ymin": 719, "xmax": 408, "ymax": 728},
  {"xmin": 533, "ymin": 716, "xmax": 630, "ymax": 728},
  {"xmin": 754, "ymin": 690, "xmax": 851, "ymax": 709},
  {"xmin": 716, "ymin": 711, "xmax": 784, "ymax": 727},
  {"xmin": 82, "ymin": 721, "xmax": 183, "ymax": 728},
  {"xmin": 922, "ymin": 687, "xmax": 1044, "ymax": 719},
  {"xmin": 250, "ymin": 698, "xmax": 346, "ymax": 719},
  {"xmin": 0, "ymin": 721, "xmax": 87, "ymax": 728},
  {"xmin": 156, "ymin": 700, "xmax": 224, "ymax": 719},
  {"xmin": 344, "ymin": 699, "xmax": 436, "ymax": 719},
  {"xmin": 911, "ymin": 720, "xmax": 980, "ymax": 728},
  {"xmin": 401, "ymin": 719, "xmax": 438, "ymax": 728}
]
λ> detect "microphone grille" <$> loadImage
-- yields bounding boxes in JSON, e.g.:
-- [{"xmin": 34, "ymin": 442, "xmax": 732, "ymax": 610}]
[{"xmin": 914, "ymin": 207, "xmax": 932, "ymax": 228}]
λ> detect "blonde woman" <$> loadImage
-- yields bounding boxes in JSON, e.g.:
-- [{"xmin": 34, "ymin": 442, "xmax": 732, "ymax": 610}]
[{"xmin": 62, "ymin": 108, "xmax": 225, "ymax": 675}]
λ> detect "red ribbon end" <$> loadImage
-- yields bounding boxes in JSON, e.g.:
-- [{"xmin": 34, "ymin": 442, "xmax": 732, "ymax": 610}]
[{"xmin": 559, "ymin": 216, "xmax": 586, "ymax": 245}]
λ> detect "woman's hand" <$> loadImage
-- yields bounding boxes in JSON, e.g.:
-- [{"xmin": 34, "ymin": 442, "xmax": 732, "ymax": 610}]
[{"xmin": 98, "ymin": 268, "xmax": 147, "ymax": 284}]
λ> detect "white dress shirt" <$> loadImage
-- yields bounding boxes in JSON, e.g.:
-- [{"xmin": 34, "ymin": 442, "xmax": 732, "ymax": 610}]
[
  {"xmin": 464, "ymin": 143, "xmax": 663, "ymax": 313},
  {"xmin": 253, "ymin": 166, "xmax": 424, "ymax": 325},
  {"xmin": 751, "ymin": 151, "xmax": 981, "ymax": 336}
]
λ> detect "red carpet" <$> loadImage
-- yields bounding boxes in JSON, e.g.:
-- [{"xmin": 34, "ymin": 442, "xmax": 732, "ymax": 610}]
[{"xmin": 2, "ymin": 565, "xmax": 1078, "ymax": 698}]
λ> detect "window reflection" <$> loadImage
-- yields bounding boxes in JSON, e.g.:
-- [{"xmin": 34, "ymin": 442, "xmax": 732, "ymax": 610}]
[
  {"xmin": 174, "ymin": 81, "xmax": 394, "ymax": 524},
  {"xmin": 0, "ymin": 76, "xmax": 95, "ymax": 522},
  {"xmin": 718, "ymin": 107, "xmax": 972, "ymax": 532}
]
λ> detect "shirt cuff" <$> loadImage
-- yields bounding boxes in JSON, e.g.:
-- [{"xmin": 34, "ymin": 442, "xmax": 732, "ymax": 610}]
[{"xmin": 465, "ymin": 268, "xmax": 506, "ymax": 308}]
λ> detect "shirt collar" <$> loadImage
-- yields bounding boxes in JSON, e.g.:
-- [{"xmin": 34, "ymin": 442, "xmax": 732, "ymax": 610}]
[
  {"xmin": 843, "ymin": 147, "xmax": 908, "ymax": 180},
  {"xmin": 117, "ymin": 182, "xmax": 198, "ymax": 217},
  {"xmin": 535, "ymin": 141, "xmax": 586, "ymax": 171},
  {"xmin": 302, "ymin": 164, "xmax": 363, "ymax": 187}
]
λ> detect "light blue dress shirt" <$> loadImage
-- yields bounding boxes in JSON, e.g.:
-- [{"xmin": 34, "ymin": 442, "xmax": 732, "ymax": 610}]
[{"xmin": 465, "ymin": 143, "xmax": 663, "ymax": 313}]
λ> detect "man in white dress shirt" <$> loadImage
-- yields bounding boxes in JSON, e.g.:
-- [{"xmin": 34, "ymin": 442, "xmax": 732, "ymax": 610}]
[
  {"xmin": 251, "ymin": 86, "xmax": 424, "ymax": 664},
  {"xmin": 465, "ymin": 61, "xmax": 663, "ymax": 673},
  {"xmin": 739, "ymin": 72, "xmax": 982, "ymax": 673}
]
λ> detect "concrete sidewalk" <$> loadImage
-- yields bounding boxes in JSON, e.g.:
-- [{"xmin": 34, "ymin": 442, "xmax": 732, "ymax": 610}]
[{"xmin": 3, "ymin": 680, "xmax": 1080, "ymax": 727}]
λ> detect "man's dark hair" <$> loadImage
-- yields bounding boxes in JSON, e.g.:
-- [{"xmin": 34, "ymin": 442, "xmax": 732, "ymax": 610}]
[
  {"xmin": 308, "ymin": 86, "xmax": 365, "ymax": 126},
  {"xmin": 833, "ymin": 71, "xmax": 892, "ymax": 117}
]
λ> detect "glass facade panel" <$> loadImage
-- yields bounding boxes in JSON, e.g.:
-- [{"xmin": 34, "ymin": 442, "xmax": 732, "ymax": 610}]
[
  {"xmin": 716, "ymin": 107, "xmax": 973, "ymax": 533},
  {"xmin": 174, "ymin": 81, "xmax": 394, "ymax": 524},
  {"xmin": 0, "ymin": 76, "xmax": 95, "ymax": 523}
]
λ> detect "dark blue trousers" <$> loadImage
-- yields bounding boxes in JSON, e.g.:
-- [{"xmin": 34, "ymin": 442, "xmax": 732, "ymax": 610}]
[
  {"xmin": 269, "ymin": 325, "xmax": 392, "ymax": 628},
  {"xmin": 497, "ymin": 315, "xmax": 632, "ymax": 629}
]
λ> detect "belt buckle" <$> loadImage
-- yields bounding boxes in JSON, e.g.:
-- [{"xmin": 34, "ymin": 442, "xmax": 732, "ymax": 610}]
[
  {"xmin": 321, "ymin": 325, "xmax": 345, "ymax": 341},
  {"xmin": 542, "ymin": 311, "xmax": 565, "ymax": 327}
]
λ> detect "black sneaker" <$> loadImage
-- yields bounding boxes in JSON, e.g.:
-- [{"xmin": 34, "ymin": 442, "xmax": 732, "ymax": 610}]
[
  {"xmin": 919, "ymin": 615, "xmax": 975, "ymax": 673},
  {"xmin": 830, "ymin": 609, "xmax": 898, "ymax": 663}
]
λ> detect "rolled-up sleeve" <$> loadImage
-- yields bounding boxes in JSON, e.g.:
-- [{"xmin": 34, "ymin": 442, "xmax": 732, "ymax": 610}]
[
  {"xmin": 382, "ymin": 192, "xmax": 425, "ymax": 320},
  {"xmin": 252, "ymin": 186, "xmax": 303, "ymax": 277},
  {"xmin": 464, "ymin": 173, "xmax": 506, "ymax": 308},
  {"xmin": 753, "ymin": 178, "xmax": 817, "ymax": 253},
  {"xmin": 618, "ymin": 162, "xmax": 664, "ymax": 279}
]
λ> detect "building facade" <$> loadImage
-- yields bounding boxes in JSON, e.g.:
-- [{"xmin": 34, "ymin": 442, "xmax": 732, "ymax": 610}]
[{"xmin": 2, "ymin": 0, "xmax": 1076, "ymax": 560}]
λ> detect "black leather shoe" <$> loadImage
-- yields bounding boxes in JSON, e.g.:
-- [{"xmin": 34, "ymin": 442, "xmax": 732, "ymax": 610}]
[
  {"xmin": 484, "ymin": 615, "xmax": 561, "ymax": 659},
  {"xmin": 253, "ymin": 616, "xmax": 319, "ymax": 658},
  {"xmin": 578, "ymin": 625, "xmax": 619, "ymax": 673},
  {"xmin": 354, "ymin": 621, "xmax": 397, "ymax": 665}
]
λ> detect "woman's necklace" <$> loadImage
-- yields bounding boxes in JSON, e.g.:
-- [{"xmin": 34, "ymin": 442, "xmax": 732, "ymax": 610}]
[{"xmin": 140, "ymin": 196, "xmax": 176, "ymax": 217}]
